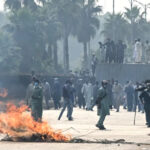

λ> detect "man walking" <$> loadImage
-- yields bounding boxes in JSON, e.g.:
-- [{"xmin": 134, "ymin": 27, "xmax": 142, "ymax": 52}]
[
  {"xmin": 31, "ymin": 79, "xmax": 43, "ymax": 122},
  {"xmin": 139, "ymin": 81, "xmax": 150, "ymax": 127},
  {"xmin": 58, "ymin": 80, "xmax": 73, "ymax": 121},
  {"xmin": 96, "ymin": 80, "xmax": 110, "ymax": 130}
]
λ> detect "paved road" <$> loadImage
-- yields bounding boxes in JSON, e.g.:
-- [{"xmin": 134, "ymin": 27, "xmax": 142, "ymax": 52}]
[{"xmin": 0, "ymin": 107, "xmax": 150, "ymax": 150}]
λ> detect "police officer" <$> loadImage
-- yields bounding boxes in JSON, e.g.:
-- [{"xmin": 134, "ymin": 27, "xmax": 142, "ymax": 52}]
[
  {"xmin": 58, "ymin": 80, "xmax": 73, "ymax": 121},
  {"xmin": 52, "ymin": 78, "xmax": 61, "ymax": 109},
  {"xmin": 139, "ymin": 82, "xmax": 150, "ymax": 127},
  {"xmin": 31, "ymin": 79, "xmax": 43, "ymax": 122},
  {"xmin": 96, "ymin": 80, "xmax": 110, "ymax": 130}
]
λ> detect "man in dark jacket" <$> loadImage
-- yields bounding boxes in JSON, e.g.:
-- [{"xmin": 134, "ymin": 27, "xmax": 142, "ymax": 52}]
[
  {"xmin": 139, "ymin": 83, "xmax": 150, "ymax": 127},
  {"xmin": 96, "ymin": 80, "xmax": 110, "ymax": 130},
  {"xmin": 58, "ymin": 80, "xmax": 73, "ymax": 121},
  {"xmin": 52, "ymin": 78, "xmax": 61, "ymax": 109},
  {"xmin": 125, "ymin": 81, "xmax": 134, "ymax": 111}
]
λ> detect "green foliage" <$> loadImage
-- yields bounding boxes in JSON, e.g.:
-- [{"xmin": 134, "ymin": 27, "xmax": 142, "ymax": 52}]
[
  {"xmin": 102, "ymin": 13, "xmax": 128, "ymax": 42},
  {"xmin": 0, "ymin": 31, "xmax": 21, "ymax": 73},
  {"xmin": 77, "ymin": 0, "xmax": 101, "ymax": 43}
]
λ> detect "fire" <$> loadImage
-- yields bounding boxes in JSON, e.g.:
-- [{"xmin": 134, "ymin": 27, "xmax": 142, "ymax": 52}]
[
  {"xmin": 0, "ymin": 88, "xmax": 8, "ymax": 98},
  {"xmin": 0, "ymin": 103, "xmax": 71, "ymax": 142}
]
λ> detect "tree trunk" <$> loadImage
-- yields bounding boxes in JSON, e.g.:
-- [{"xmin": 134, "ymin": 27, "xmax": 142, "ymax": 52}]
[
  {"xmin": 53, "ymin": 42, "xmax": 58, "ymax": 72},
  {"xmin": 83, "ymin": 42, "xmax": 88, "ymax": 70},
  {"xmin": 63, "ymin": 31, "xmax": 69, "ymax": 73}
]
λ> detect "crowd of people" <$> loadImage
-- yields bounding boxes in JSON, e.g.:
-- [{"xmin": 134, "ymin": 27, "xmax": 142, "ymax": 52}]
[
  {"xmin": 25, "ymin": 75, "xmax": 150, "ymax": 130},
  {"xmin": 98, "ymin": 39, "xmax": 126, "ymax": 64},
  {"xmin": 98, "ymin": 38, "xmax": 150, "ymax": 64}
]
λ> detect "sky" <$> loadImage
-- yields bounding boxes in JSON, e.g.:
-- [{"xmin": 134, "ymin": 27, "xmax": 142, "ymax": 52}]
[
  {"xmin": 1, "ymin": 0, "xmax": 150, "ymax": 16},
  {"xmin": 99, "ymin": 0, "xmax": 150, "ymax": 19}
]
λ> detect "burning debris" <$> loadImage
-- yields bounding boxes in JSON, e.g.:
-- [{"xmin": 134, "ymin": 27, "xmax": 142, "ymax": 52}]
[{"xmin": 0, "ymin": 103, "xmax": 71, "ymax": 142}]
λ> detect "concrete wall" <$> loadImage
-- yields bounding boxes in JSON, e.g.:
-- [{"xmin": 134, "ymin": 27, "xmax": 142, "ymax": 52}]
[{"xmin": 96, "ymin": 64, "xmax": 150, "ymax": 83}]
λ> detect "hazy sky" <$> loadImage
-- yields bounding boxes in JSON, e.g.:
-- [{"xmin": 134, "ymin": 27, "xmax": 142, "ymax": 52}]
[
  {"xmin": 1, "ymin": 0, "xmax": 150, "ymax": 17},
  {"xmin": 98, "ymin": 0, "xmax": 150, "ymax": 18}
]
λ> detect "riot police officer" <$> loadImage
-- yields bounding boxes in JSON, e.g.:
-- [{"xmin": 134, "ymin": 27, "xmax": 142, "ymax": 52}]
[
  {"xmin": 96, "ymin": 80, "xmax": 110, "ymax": 130},
  {"xmin": 139, "ymin": 82, "xmax": 150, "ymax": 127}
]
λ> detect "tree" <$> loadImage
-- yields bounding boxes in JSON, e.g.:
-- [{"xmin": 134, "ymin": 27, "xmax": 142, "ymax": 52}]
[
  {"xmin": 5, "ymin": 0, "xmax": 21, "ymax": 11},
  {"xmin": 124, "ymin": 6, "xmax": 141, "ymax": 43},
  {"xmin": 102, "ymin": 13, "xmax": 129, "ymax": 42},
  {"xmin": 76, "ymin": 0, "xmax": 101, "ymax": 69},
  {"xmin": 50, "ymin": 0, "xmax": 82, "ymax": 72},
  {"xmin": 0, "ymin": 31, "xmax": 21, "ymax": 73},
  {"xmin": 37, "ymin": 3, "xmax": 62, "ymax": 72}
]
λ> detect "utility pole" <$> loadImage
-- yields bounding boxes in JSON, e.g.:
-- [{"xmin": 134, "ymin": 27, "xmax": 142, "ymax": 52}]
[
  {"xmin": 145, "ymin": 4, "xmax": 147, "ymax": 20},
  {"xmin": 112, "ymin": 0, "xmax": 115, "ymax": 41},
  {"xmin": 130, "ymin": 0, "xmax": 134, "ymax": 45},
  {"xmin": 134, "ymin": 0, "xmax": 150, "ymax": 21},
  {"xmin": 113, "ymin": 0, "xmax": 115, "ymax": 15}
]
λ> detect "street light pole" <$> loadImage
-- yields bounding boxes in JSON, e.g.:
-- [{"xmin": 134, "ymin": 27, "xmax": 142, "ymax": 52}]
[
  {"xmin": 113, "ymin": 0, "xmax": 115, "ymax": 15},
  {"xmin": 130, "ymin": 0, "xmax": 133, "ymax": 45},
  {"xmin": 112, "ymin": 0, "xmax": 115, "ymax": 41}
]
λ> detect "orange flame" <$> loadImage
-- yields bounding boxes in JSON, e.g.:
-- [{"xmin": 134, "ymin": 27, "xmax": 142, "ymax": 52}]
[
  {"xmin": 0, "ymin": 88, "xmax": 8, "ymax": 98},
  {"xmin": 0, "ymin": 103, "xmax": 71, "ymax": 142}
]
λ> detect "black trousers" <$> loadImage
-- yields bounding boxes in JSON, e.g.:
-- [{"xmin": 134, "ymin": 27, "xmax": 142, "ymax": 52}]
[{"xmin": 144, "ymin": 105, "xmax": 150, "ymax": 125}]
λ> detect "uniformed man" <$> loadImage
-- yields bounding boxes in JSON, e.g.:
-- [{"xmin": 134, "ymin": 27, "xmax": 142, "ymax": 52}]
[
  {"xmin": 139, "ymin": 82, "xmax": 150, "ymax": 127},
  {"xmin": 96, "ymin": 80, "xmax": 110, "ymax": 130},
  {"xmin": 52, "ymin": 78, "xmax": 61, "ymax": 109},
  {"xmin": 31, "ymin": 79, "xmax": 43, "ymax": 122},
  {"xmin": 105, "ymin": 38, "xmax": 112, "ymax": 63},
  {"xmin": 58, "ymin": 80, "xmax": 73, "ymax": 121},
  {"xmin": 125, "ymin": 81, "xmax": 134, "ymax": 112}
]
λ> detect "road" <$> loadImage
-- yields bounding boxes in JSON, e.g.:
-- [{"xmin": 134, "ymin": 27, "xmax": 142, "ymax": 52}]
[{"xmin": 0, "ymin": 107, "xmax": 150, "ymax": 150}]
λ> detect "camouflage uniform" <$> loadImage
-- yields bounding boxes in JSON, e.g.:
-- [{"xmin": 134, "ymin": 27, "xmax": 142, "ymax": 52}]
[
  {"xmin": 31, "ymin": 85, "xmax": 43, "ymax": 122},
  {"xmin": 97, "ymin": 86, "xmax": 110, "ymax": 127}
]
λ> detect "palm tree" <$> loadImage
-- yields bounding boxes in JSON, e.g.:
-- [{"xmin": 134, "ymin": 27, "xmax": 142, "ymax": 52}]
[
  {"xmin": 5, "ymin": 0, "xmax": 21, "ymax": 11},
  {"xmin": 37, "ymin": 2, "xmax": 62, "ymax": 72},
  {"xmin": 102, "ymin": 13, "xmax": 129, "ymax": 42},
  {"xmin": 51, "ymin": 0, "xmax": 82, "ymax": 73},
  {"xmin": 76, "ymin": 0, "xmax": 101, "ymax": 69},
  {"xmin": 124, "ymin": 6, "xmax": 141, "ymax": 43}
]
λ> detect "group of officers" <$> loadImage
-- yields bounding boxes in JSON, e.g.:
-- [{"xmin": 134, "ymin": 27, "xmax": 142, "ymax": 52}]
[
  {"xmin": 26, "ymin": 76, "xmax": 150, "ymax": 130},
  {"xmin": 99, "ymin": 38, "xmax": 126, "ymax": 64}
]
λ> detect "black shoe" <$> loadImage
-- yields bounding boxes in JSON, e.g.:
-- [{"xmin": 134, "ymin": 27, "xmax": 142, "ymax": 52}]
[
  {"xmin": 68, "ymin": 117, "xmax": 73, "ymax": 121},
  {"xmin": 96, "ymin": 124, "xmax": 106, "ymax": 130},
  {"xmin": 99, "ymin": 125, "xmax": 106, "ymax": 130},
  {"xmin": 147, "ymin": 124, "xmax": 150, "ymax": 127}
]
